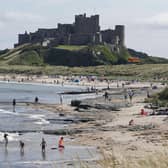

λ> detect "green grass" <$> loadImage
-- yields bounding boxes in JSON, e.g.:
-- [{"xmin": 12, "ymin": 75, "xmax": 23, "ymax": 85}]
[
  {"xmin": 1, "ymin": 43, "xmax": 167, "ymax": 67},
  {"xmin": 0, "ymin": 64, "xmax": 167, "ymax": 81},
  {"xmin": 55, "ymin": 45, "xmax": 87, "ymax": 51},
  {"xmin": 92, "ymin": 45, "xmax": 118, "ymax": 64},
  {"xmin": 8, "ymin": 50, "xmax": 43, "ymax": 65}
]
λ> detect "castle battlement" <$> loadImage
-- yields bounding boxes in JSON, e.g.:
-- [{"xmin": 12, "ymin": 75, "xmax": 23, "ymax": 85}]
[{"xmin": 14, "ymin": 14, "xmax": 125, "ymax": 48}]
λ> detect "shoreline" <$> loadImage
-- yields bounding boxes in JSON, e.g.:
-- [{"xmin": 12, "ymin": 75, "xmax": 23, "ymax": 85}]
[
  {"xmin": 56, "ymin": 82, "xmax": 168, "ymax": 160},
  {"xmin": 0, "ymin": 73, "xmax": 165, "ymax": 91},
  {"xmin": 0, "ymin": 75, "xmax": 167, "ymax": 166}
]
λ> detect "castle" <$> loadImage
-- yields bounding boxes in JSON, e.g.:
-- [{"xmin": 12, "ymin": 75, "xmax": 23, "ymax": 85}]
[{"xmin": 15, "ymin": 14, "xmax": 125, "ymax": 50}]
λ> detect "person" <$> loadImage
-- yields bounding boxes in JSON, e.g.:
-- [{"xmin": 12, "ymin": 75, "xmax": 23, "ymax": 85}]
[
  {"xmin": 13, "ymin": 99, "xmax": 16, "ymax": 112},
  {"xmin": 104, "ymin": 91, "xmax": 108, "ymax": 101},
  {"xmin": 58, "ymin": 137, "xmax": 64, "ymax": 148},
  {"xmin": 40, "ymin": 138, "xmax": 47, "ymax": 153},
  {"xmin": 19, "ymin": 140, "xmax": 25, "ymax": 153},
  {"xmin": 60, "ymin": 94, "xmax": 63, "ymax": 105},
  {"xmin": 147, "ymin": 90, "xmax": 150, "ymax": 98},
  {"xmin": 129, "ymin": 119, "xmax": 134, "ymax": 126},
  {"xmin": 107, "ymin": 82, "xmax": 110, "ymax": 90},
  {"xmin": 141, "ymin": 109, "xmax": 148, "ymax": 116},
  {"xmin": 35, "ymin": 96, "xmax": 39, "ymax": 103},
  {"xmin": 128, "ymin": 90, "xmax": 134, "ymax": 103},
  {"xmin": 4, "ymin": 133, "xmax": 8, "ymax": 147},
  {"xmin": 124, "ymin": 92, "xmax": 128, "ymax": 101}
]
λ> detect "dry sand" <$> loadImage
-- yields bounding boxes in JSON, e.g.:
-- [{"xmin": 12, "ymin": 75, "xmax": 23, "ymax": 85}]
[{"xmin": 63, "ymin": 82, "xmax": 168, "ymax": 160}]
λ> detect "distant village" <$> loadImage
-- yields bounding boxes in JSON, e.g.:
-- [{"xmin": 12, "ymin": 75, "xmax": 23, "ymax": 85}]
[{"xmin": 15, "ymin": 13, "xmax": 125, "ymax": 52}]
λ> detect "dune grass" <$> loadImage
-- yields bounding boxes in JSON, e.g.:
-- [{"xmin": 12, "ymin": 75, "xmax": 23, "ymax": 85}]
[
  {"xmin": 145, "ymin": 87, "xmax": 168, "ymax": 107},
  {"xmin": 80, "ymin": 150, "xmax": 168, "ymax": 168},
  {"xmin": 0, "ymin": 64, "xmax": 167, "ymax": 81}
]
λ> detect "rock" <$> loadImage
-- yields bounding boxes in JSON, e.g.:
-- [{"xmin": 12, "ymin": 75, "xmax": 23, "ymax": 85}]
[
  {"xmin": 94, "ymin": 104, "xmax": 120, "ymax": 111},
  {"xmin": 59, "ymin": 113, "xmax": 65, "ymax": 117},
  {"xmin": 71, "ymin": 100, "xmax": 82, "ymax": 107},
  {"xmin": 43, "ymin": 129, "xmax": 83, "ymax": 135},
  {"xmin": 79, "ymin": 103, "xmax": 91, "ymax": 109},
  {"xmin": 47, "ymin": 117, "xmax": 94, "ymax": 124},
  {"xmin": 79, "ymin": 118, "xmax": 94, "ymax": 123}
]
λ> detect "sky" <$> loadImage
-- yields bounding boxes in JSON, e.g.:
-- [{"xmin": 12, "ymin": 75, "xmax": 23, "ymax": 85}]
[{"xmin": 0, "ymin": 0, "xmax": 168, "ymax": 58}]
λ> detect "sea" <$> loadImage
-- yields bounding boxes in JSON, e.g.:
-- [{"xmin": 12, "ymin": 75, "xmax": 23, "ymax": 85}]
[{"xmin": 0, "ymin": 81, "xmax": 98, "ymax": 168}]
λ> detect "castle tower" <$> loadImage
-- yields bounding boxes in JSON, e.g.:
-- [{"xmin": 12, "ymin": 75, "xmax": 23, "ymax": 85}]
[
  {"xmin": 115, "ymin": 25, "xmax": 125, "ymax": 46},
  {"xmin": 18, "ymin": 31, "xmax": 30, "ymax": 44},
  {"xmin": 74, "ymin": 14, "xmax": 100, "ymax": 34}
]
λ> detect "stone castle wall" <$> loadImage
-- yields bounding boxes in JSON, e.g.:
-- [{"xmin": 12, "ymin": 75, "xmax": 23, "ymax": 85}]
[{"xmin": 14, "ymin": 14, "xmax": 125, "ymax": 48}]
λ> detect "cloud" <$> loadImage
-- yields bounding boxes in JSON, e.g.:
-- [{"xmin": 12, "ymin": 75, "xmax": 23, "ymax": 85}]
[
  {"xmin": 0, "ymin": 11, "xmax": 45, "ymax": 25},
  {"xmin": 25, "ymin": 0, "xmax": 73, "ymax": 6},
  {"xmin": 141, "ymin": 12, "xmax": 168, "ymax": 29}
]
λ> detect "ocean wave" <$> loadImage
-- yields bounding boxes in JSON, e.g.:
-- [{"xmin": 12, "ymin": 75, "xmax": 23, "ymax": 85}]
[
  {"xmin": 0, "ymin": 109, "xmax": 19, "ymax": 115},
  {"xmin": 29, "ymin": 114, "xmax": 50, "ymax": 125}
]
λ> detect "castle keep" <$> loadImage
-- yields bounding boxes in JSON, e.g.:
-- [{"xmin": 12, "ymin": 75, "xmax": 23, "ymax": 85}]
[{"xmin": 15, "ymin": 14, "xmax": 125, "ymax": 49}]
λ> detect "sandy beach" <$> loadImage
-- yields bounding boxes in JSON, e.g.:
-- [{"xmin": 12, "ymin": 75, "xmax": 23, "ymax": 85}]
[
  {"xmin": 0, "ymin": 74, "xmax": 167, "ymax": 167},
  {"xmin": 64, "ymin": 82, "xmax": 168, "ymax": 162},
  {"xmin": 18, "ymin": 76, "xmax": 167, "ymax": 158},
  {"xmin": 45, "ymin": 79, "xmax": 167, "ymax": 161}
]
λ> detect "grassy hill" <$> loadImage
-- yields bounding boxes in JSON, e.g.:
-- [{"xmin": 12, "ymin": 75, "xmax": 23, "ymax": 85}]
[
  {"xmin": 0, "ymin": 44, "xmax": 168, "ymax": 67},
  {"xmin": 0, "ymin": 44, "xmax": 130, "ymax": 66},
  {"xmin": 128, "ymin": 48, "xmax": 168, "ymax": 64}
]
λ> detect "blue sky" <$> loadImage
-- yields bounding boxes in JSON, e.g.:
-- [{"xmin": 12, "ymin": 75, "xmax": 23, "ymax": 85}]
[{"xmin": 0, "ymin": 0, "xmax": 168, "ymax": 58}]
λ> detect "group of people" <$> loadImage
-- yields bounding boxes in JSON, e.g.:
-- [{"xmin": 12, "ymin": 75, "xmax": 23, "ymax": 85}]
[
  {"xmin": 12, "ymin": 97, "xmax": 39, "ymax": 112},
  {"xmin": 124, "ymin": 89, "xmax": 135, "ymax": 103},
  {"xmin": 12, "ymin": 94, "xmax": 63, "ymax": 112},
  {"xmin": 3, "ymin": 134, "xmax": 64, "ymax": 153},
  {"xmin": 3, "ymin": 133, "xmax": 25, "ymax": 153}
]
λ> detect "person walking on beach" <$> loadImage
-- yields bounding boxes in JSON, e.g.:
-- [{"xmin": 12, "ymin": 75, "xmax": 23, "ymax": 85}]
[
  {"xmin": 40, "ymin": 138, "xmax": 47, "ymax": 153},
  {"xmin": 4, "ymin": 133, "xmax": 8, "ymax": 147},
  {"xmin": 104, "ymin": 91, "xmax": 109, "ymax": 101},
  {"xmin": 147, "ymin": 90, "xmax": 150, "ymax": 98},
  {"xmin": 124, "ymin": 92, "xmax": 128, "ymax": 102},
  {"xmin": 128, "ymin": 90, "xmax": 134, "ymax": 103},
  {"xmin": 58, "ymin": 137, "xmax": 64, "ymax": 148},
  {"xmin": 123, "ymin": 88, "xmax": 128, "ymax": 102},
  {"xmin": 12, "ymin": 99, "xmax": 16, "ymax": 112}
]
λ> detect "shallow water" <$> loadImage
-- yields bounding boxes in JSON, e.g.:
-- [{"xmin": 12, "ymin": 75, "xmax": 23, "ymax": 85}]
[
  {"xmin": 0, "ymin": 132, "xmax": 98, "ymax": 168},
  {"xmin": 0, "ymin": 82, "xmax": 99, "ymax": 167},
  {"xmin": 0, "ymin": 81, "xmax": 97, "ymax": 104}
]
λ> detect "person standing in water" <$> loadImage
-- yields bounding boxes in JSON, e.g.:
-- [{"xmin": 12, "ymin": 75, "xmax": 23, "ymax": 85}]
[
  {"xmin": 12, "ymin": 99, "xmax": 16, "ymax": 112},
  {"xmin": 4, "ymin": 133, "xmax": 8, "ymax": 147},
  {"xmin": 58, "ymin": 137, "xmax": 64, "ymax": 148},
  {"xmin": 40, "ymin": 138, "xmax": 47, "ymax": 153},
  {"xmin": 60, "ymin": 94, "xmax": 63, "ymax": 105},
  {"xmin": 35, "ymin": 96, "xmax": 39, "ymax": 104},
  {"xmin": 19, "ymin": 140, "xmax": 25, "ymax": 153}
]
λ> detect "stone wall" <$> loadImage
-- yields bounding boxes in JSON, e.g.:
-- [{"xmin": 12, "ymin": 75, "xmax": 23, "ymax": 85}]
[
  {"xmin": 15, "ymin": 14, "xmax": 125, "ymax": 48},
  {"xmin": 70, "ymin": 34, "xmax": 93, "ymax": 45}
]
